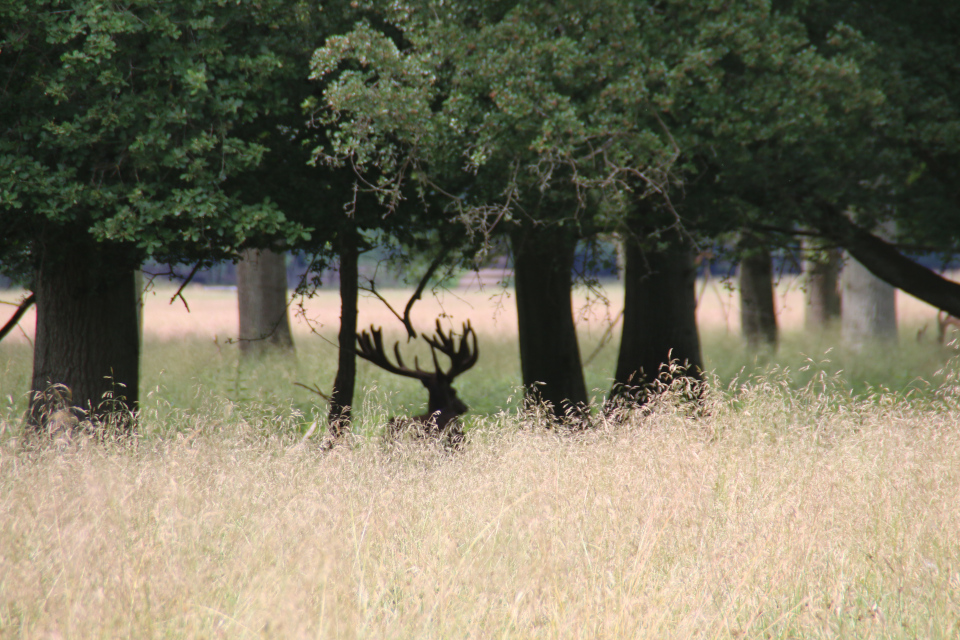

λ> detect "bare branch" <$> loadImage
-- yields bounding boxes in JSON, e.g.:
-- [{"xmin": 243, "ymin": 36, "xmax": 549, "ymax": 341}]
[
  {"xmin": 400, "ymin": 246, "xmax": 452, "ymax": 339},
  {"xmin": 0, "ymin": 293, "xmax": 35, "ymax": 343},
  {"xmin": 293, "ymin": 381, "xmax": 332, "ymax": 402},
  {"xmin": 169, "ymin": 261, "xmax": 203, "ymax": 311}
]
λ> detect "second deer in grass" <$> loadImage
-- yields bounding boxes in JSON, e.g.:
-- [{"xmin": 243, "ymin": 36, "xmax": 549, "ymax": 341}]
[{"xmin": 356, "ymin": 320, "xmax": 478, "ymax": 445}]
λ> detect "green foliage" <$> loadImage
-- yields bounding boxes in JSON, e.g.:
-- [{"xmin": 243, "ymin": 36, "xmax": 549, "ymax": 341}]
[
  {"xmin": 310, "ymin": 1, "xmax": 682, "ymax": 243},
  {"xmin": 0, "ymin": 0, "xmax": 314, "ymax": 272},
  {"xmin": 309, "ymin": 0, "xmax": 960, "ymax": 262}
]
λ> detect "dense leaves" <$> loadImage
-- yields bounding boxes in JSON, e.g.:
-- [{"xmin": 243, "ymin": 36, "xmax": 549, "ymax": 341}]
[{"xmin": 0, "ymin": 0, "xmax": 312, "ymax": 274}]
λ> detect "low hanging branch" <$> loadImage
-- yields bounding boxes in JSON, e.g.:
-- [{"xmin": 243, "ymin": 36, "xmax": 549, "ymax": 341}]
[
  {"xmin": 814, "ymin": 204, "xmax": 960, "ymax": 317},
  {"xmin": 0, "ymin": 293, "xmax": 36, "ymax": 343}
]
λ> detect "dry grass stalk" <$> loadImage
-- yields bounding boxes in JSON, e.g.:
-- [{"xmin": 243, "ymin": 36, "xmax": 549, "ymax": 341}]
[{"xmin": 1, "ymin": 379, "xmax": 958, "ymax": 639}]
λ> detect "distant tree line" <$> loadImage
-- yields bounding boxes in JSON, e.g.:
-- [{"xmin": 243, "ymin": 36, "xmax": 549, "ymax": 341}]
[{"xmin": 2, "ymin": 0, "xmax": 959, "ymax": 434}]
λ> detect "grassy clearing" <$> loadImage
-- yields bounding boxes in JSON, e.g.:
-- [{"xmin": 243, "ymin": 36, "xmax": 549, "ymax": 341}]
[{"xmin": 1, "ymin": 371, "xmax": 959, "ymax": 639}]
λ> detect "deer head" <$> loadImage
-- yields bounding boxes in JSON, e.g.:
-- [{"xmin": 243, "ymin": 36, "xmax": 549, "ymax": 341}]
[{"xmin": 356, "ymin": 320, "xmax": 479, "ymax": 439}]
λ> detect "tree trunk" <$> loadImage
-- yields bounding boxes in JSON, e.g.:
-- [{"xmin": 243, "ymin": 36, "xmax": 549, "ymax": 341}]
[
  {"xmin": 28, "ymin": 242, "xmax": 140, "ymax": 431},
  {"xmin": 804, "ymin": 242, "xmax": 842, "ymax": 330},
  {"xmin": 328, "ymin": 234, "xmax": 359, "ymax": 435},
  {"xmin": 739, "ymin": 241, "xmax": 778, "ymax": 351},
  {"xmin": 511, "ymin": 223, "xmax": 587, "ymax": 417},
  {"xmin": 841, "ymin": 253, "xmax": 897, "ymax": 349},
  {"xmin": 612, "ymin": 238, "xmax": 703, "ymax": 401},
  {"xmin": 237, "ymin": 247, "xmax": 294, "ymax": 357}
]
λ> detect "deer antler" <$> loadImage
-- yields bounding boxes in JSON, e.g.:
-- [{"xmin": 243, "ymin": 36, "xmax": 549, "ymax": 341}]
[
  {"xmin": 422, "ymin": 320, "xmax": 479, "ymax": 379},
  {"xmin": 356, "ymin": 325, "xmax": 433, "ymax": 382},
  {"xmin": 356, "ymin": 321, "xmax": 479, "ymax": 381}
]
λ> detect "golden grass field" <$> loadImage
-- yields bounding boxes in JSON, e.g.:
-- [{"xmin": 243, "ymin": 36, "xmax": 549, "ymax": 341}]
[
  {"xmin": 2, "ymin": 382, "xmax": 959, "ymax": 638},
  {"xmin": 1, "ymin": 276, "xmax": 959, "ymax": 639}
]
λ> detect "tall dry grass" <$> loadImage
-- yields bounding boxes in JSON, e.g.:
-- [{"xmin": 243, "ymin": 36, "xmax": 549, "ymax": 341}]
[{"xmin": 2, "ymin": 368, "xmax": 959, "ymax": 639}]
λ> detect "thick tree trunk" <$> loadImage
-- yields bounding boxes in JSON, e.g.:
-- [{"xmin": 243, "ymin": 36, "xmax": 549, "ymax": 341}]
[
  {"xmin": 511, "ymin": 223, "xmax": 587, "ymax": 417},
  {"xmin": 841, "ymin": 254, "xmax": 897, "ymax": 349},
  {"xmin": 739, "ymin": 241, "xmax": 778, "ymax": 351},
  {"xmin": 803, "ymin": 242, "xmax": 842, "ymax": 331},
  {"xmin": 28, "ymin": 243, "xmax": 140, "ymax": 431},
  {"xmin": 237, "ymin": 247, "xmax": 294, "ymax": 357},
  {"xmin": 612, "ymin": 238, "xmax": 703, "ymax": 400},
  {"xmin": 328, "ymin": 234, "xmax": 359, "ymax": 435}
]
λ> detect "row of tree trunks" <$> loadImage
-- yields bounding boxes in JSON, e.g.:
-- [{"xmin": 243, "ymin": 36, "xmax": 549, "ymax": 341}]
[
  {"xmin": 743, "ymin": 237, "xmax": 897, "ymax": 349},
  {"xmin": 22, "ymin": 209, "xmax": 923, "ymax": 438},
  {"xmin": 28, "ymin": 238, "xmax": 140, "ymax": 431}
]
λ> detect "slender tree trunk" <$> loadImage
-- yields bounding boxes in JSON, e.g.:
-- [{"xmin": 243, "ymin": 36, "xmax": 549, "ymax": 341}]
[
  {"xmin": 612, "ymin": 237, "xmax": 703, "ymax": 401},
  {"xmin": 328, "ymin": 233, "xmax": 359, "ymax": 434},
  {"xmin": 739, "ymin": 240, "xmax": 778, "ymax": 351},
  {"xmin": 804, "ymin": 242, "xmax": 842, "ymax": 331},
  {"xmin": 841, "ymin": 254, "xmax": 897, "ymax": 349},
  {"xmin": 511, "ymin": 223, "xmax": 587, "ymax": 417},
  {"xmin": 237, "ymin": 247, "xmax": 294, "ymax": 357},
  {"xmin": 28, "ymin": 241, "xmax": 140, "ymax": 431}
]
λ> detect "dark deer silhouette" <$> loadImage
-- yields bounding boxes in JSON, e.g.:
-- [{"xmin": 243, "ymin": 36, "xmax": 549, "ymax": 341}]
[{"xmin": 356, "ymin": 320, "xmax": 478, "ymax": 445}]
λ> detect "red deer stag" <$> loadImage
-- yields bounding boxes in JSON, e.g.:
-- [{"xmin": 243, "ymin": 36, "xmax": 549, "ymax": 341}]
[{"xmin": 356, "ymin": 320, "xmax": 478, "ymax": 446}]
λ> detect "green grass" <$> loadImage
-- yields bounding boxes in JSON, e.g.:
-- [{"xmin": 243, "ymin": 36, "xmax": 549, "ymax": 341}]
[{"xmin": 2, "ymin": 321, "xmax": 958, "ymax": 437}]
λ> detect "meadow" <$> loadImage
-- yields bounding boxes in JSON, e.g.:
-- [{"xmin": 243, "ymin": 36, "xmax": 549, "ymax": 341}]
[{"xmin": 1, "ymin": 278, "xmax": 959, "ymax": 638}]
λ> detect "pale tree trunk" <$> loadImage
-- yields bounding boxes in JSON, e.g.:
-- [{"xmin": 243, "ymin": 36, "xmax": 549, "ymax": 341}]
[
  {"xmin": 29, "ymin": 240, "xmax": 140, "ymax": 432},
  {"xmin": 841, "ymin": 254, "xmax": 897, "ymax": 349},
  {"xmin": 803, "ymin": 242, "xmax": 842, "ymax": 331},
  {"xmin": 739, "ymin": 240, "xmax": 778, "ymax": 351},
  {"xmin": 511, "ymin": 222, "xmax": 587, "ymax": 417},
  {"xmin": 237, "ymin": 247, "xmax": 294, "ymax": 357},
  {"xmin": 841, "ymin": 222, "xmax": 898, "ymax": 349},
  {"xmin": 612, "ymin": 236, "xmax": 703, "ymax": 403}
]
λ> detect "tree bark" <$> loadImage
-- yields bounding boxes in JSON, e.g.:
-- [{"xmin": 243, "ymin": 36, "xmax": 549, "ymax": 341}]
[
  {"xmin": 739, "ymin": 240, "xmax": 778, "ymax": 351},
  {"xmin": 841, "ymin": 253, "xmax": 897, "ymax": 349},
  {"xmin": 612, "ymin": 237, "xmax": 703, "ymax": 400},
  {"xmin": 328, "ymin": 234, "xmax": 359, "ymax": 434},
  {"xmin": 28, "ymin": 242, "xmax": 140, "ymax": 431},
  {"xmin": 803, "ymin": 242, "xmax": 842, "ymax": 330},
  {"xmin": 237, "ymin": 247, "xmax": 294, "ymax": 357},
  {"xmin": 511, "ymin": 223, "xmax": 587, "ymax": 417}
]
